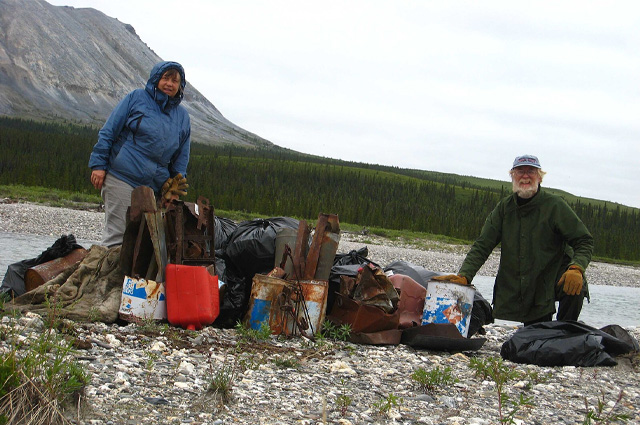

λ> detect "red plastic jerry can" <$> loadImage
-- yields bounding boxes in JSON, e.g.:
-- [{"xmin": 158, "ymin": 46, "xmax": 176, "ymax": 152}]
[{"xmin": 165, "ymin": 264, "xmax": 220, "ymax": 330}]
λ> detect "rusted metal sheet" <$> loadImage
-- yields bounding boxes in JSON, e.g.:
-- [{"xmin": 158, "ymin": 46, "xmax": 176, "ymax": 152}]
[
  {"xmin": 352, "ymin": 266, "xmax": 399, "ymax": 313},
  {"xmin": 389, "ymin": 274, "xmax": 427, "ymax": 329},
  {"xmin": 170, "ymin": 198, "xmax": 216, "ymax": 268},
  {"xmin": 303, "ymin": 214, "xmax": 328, "ymax": 279},
  {"xmin": 292, "ymin": 220, "xmax": 310, "ymax": 280},
  {"xmin": 339, "ymin": 275, "xmax": 356, "ymax": 297},
  {"xmin": 327, "ymin": 293, "xmax": 399, "ymax": 334},
  {"xmin": 24, "ymin": 248, "xmax": 88, "ymax": 292}
]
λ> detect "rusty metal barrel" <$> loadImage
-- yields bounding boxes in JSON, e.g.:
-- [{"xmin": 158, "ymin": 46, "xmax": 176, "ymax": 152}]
[{"xmin": 24, "ymin": 248, "xmax": 88, "ymax": 292}]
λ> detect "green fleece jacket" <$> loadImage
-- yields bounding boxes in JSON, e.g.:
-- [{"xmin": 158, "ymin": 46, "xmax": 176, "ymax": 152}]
[{"xmin": 458, "ymin": 188, "xmax": 593, "ymax": 323}]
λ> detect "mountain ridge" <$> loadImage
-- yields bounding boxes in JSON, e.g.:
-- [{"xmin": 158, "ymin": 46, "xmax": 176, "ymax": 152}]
[{"xmin": 0, "ymin": 0, "xmax": 272, "ymax": 147}]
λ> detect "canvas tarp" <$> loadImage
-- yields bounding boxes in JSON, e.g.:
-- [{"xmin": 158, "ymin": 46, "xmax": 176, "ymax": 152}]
[{"xmin": 7, "ymin": 245, "xmax": 124, "ymax": 323}]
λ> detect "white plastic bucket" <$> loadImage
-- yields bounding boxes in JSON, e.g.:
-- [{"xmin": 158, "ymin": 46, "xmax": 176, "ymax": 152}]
[{"xmin": 421, "ymin": 280, "xmax": 475, "ymax": 337}]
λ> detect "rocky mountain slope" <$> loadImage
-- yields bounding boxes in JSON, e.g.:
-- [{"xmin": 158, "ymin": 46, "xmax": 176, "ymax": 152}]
[{"xmin": 0, "ymin": 0, "xmax": 271, "ymax": 147}]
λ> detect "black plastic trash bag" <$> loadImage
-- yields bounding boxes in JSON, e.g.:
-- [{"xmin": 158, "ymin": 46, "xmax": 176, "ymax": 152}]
[
  {"xmin": 213, "ymin": 257, "xmax": 248, "ymax": 328},
  {"xmin": 217, "ymin": 217, "xmax": 299, "ymax": 327},
  {"xmin": 1, "ymin": 234, "xmax": 83, "ymax": 298},
  {"xmin": 500, "ymin": 320, "xmax": 639, "ymax": 367},
  {"xmin": 467, "ymin": 291, "xmax": 494, "ymax": 337},
  {"xmin": 384, "ymin": 260, "xmax": 439, "ymax": 287},
  {"xmin": 225, "ymin": 217, "xmax": 299, "ymax": 278},
  {"xmin": 333, "ymin": 247, "xmax": 380, "ymax": 268},
  {"xmin": 213, "ymin": 215, "xmax": 238, "ymax": 254}
]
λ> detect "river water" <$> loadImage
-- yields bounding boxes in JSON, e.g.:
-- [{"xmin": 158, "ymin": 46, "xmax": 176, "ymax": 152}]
[
  {"xmin": 471, "ymin": 276, "xmax": 640, "ymax": 329},
  {"xmin": 1, "ymin": 232, "xmax": 639, "ymax": 328}
]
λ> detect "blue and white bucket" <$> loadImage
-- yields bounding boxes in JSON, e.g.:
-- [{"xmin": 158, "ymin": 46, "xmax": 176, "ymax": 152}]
[
  {"xmin": 421, "ymin": 280, "xmax": 475, "ymax": 337},
  {"xmin": 119, "ymin": 276, "xmax": 167, "ymax": 321}
]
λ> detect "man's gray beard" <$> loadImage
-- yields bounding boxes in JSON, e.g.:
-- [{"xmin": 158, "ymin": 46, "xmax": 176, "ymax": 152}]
[{"xmin": 513, "ymin": 182, "xmax": 538, "ymax": 199}]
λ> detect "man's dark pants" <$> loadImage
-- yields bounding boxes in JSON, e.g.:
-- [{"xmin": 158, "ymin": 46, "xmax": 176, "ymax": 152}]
[{"xmin": 523, "ymin": 285, "xmax": 585, "ymax": 327}]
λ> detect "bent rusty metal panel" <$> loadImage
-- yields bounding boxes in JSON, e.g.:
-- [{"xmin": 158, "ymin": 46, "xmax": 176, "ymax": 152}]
[
  {"xmin": 327, "ymin": 293, "xmax": 400, "ymax": 334},
  {"xmin": 389, "ymin": 274, "xmax": 427, "ymax": 329}
]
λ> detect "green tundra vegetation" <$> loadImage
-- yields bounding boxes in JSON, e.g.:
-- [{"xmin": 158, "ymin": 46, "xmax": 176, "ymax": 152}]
[{"xmin": 1, "ymin": 116, "xmax": 638, "ymax": 262}]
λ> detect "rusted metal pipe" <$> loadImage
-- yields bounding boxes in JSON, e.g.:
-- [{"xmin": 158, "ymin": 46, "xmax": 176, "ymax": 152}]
[{"xmin": 24, "ymin": 248, "xmax": 88, "ymax": 292}]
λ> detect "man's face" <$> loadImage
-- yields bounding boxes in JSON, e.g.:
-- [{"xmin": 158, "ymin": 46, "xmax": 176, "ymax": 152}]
[{"xmin": 511, "ymin": 166, "xmax": 540, "ymax": 199}]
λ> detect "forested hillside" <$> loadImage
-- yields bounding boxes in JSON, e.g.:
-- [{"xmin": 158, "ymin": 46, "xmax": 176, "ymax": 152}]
[{"xmin": 1, "ymin": 117, "xmax": 638, "ymax": 261}]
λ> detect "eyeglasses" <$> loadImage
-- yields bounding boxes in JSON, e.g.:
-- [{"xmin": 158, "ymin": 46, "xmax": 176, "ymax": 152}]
[{"xmin": 513, "ymin": 168, "xmax": 537, "ymax": 176}]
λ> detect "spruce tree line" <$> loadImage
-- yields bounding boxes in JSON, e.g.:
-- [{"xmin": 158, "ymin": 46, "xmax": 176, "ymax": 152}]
[{"xmin": 1, "ymin": 117, "xmax": 638, "ymax": 261}]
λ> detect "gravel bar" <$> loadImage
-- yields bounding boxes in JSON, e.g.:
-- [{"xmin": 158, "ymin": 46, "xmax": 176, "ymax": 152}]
[{"xmin": 1, "ymin": 202, "xmax": 639, "ymax": 425}]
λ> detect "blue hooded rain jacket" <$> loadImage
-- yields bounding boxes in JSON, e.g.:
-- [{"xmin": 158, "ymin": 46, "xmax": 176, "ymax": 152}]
[{"xmin": 89, "ymin": 61, "xmax": 191, "ymax": 194}]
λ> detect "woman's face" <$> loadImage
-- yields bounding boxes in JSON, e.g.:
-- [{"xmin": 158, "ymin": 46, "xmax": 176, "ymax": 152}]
[{"xmin": 157, "ymin": 70, "xmax": 181, "ymax": 97}]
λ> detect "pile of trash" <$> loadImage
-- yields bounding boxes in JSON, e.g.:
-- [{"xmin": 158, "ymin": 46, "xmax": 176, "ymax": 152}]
[{"xmin": 2, "ymin": 194, "xmax": 637, "ymax": 366}]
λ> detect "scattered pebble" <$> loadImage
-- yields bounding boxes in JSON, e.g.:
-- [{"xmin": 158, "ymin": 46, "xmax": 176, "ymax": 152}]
[{"xmin": 1, "ymin": 202, "xmax": 639, "ymax": 424}]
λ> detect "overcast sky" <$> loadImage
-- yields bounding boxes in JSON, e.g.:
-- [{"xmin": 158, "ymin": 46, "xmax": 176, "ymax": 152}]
[{"xmin": 49, "ymin": 0, "xmax": 640, "ymax": 208}]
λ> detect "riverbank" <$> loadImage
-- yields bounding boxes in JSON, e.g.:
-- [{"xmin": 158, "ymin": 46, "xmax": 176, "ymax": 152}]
[
  {"xmin": 1, "ymin": 201, "xmax": 639, "ymax": 288},
  {"xmin": 1, "ymin": 202, "xmax": 639, "ymax": 424}
]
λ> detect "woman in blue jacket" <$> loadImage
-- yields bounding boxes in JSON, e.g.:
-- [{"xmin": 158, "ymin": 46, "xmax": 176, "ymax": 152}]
[{"xmin": 89, "ymin": 61, "xmax": 191, "ymax": 247}]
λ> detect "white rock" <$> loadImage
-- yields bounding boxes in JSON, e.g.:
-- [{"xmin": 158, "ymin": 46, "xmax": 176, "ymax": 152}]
[
  {"xmin": 105, "ymin": 333, "xmax": 121, "ymax": 347},
  {"xmin": 177, "ymin": 360, "xmax": 195, "ymax": 375},
  {"xmin": 150, "ymin": 340, "xmax": 167, "ymax": 352},
  {"xmin": 330, "ymin": 360, "xmax": 356, "ymax": 375}
]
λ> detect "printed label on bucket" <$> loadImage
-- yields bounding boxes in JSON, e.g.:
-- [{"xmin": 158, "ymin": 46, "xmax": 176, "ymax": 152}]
[
  {"xmin": 119, "ymin": 276, "xmax": 167, "ymax": 320},
  {"xmin": 422, "ymin": 296, "xmax": 472, "ymax": 336},
  {"xmin": 422, "ymin": 280, "xmax": 475, "ymax": 337}
]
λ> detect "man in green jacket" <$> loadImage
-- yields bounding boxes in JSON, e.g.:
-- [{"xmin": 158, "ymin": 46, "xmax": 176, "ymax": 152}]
[{"xmin": 435, "ymin": 154, "xmax": 593, "ymax": 325}]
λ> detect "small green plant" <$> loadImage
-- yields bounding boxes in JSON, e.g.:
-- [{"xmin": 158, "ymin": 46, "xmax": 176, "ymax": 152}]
[
  {"xmin": 372, "ymin": 393, "xmax": 403, "ymax": 416},
  {"xmin": 320, "ymin": 320, "xmax": 351, "ymax": 341},
  {"xmin": 236, "ymin": 352, "xmax": 262, "ymax": 371},
  {"xmin": 207, "ymin": 356, "xmax": 237, "ymax": 404},
  {"xmin": 272, "ymin": 356, "xmax": 300, "ymax": 369},
  {"xmin": 522, "ymin": 369, "xmax": 552, "ymax": 390},
  {"xmin": 42, "ymin": 293, "xmax": 66, "ymax": 331},
  {"xmin": 0, "ymin": 353, "xmax": 20, "ymax": 399},
  {"xmin": 144, "ymin": 350, "xmax": 159, "ymax": 370},
  {"xmin": 582, "ymin": 391, "xmax": 630, "ymax": 424},
  {"xmin": 132, "ymin": 316, "xmax": 163, "ymax": 334},
  {"xmin": 469, "ymin": 356, "xmax": 534, "ymax": 424},
  {"xmin": 335, "ymin": 379, "xmax": 352, "ymax": 417},
  {"xmin": 86, "ymin": 307, "xmax": 101, "ymax": 323},
  {"xmin": 235, "ymin": 320, "xmax": 272, "ymax": 342},
  {"xmin": 411, "ymin": 366, "xmax": 458, "ymax": 395},
  {"xmin": 0, "ymin": 323, "xmax": 90, "ymax": 423}
]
